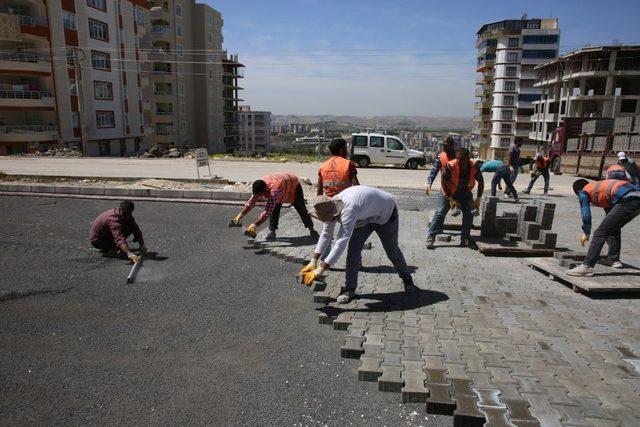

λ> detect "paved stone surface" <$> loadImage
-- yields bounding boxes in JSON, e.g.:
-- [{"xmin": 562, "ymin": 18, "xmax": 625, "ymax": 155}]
[{"xmin": 254, "ymin": 189, "xmax": 640, "ymax": 426}]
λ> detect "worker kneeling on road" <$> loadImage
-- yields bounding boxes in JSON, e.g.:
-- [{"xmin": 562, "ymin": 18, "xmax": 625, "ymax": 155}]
[
  {"xmin": 298, "ymin": 186, "xmax": 417, "ymax": 304},
  {"xmin": 566, "ymin": 177, "xmax": 640, "ymax": 277},
  {"xmin": 441, "ymin": 148, "xmax": 484, "ymax": 249},
  {"xmin": 89, "ymin": 200, "xmax": 147, "ymax": 263},
  {"xmin": 231, "ymin": 173, "xmax": 318, "ymax": 241},
  {"xmin": 523, "ymin": 153, "xmax": 551, "ymax": 195},
  {"xmin": 317, "ymin": 138, "xmax": 359, "ymax": 197}
]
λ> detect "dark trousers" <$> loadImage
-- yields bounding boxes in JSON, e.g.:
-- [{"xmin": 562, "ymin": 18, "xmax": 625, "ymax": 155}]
[
  {"xmin": 491, "ymin": 165, "xmax": 518, "ymax": 199},
  {"xmin": 269, "ymin": 183, "xmax": 315, "ymax": 232},
  {"xmin": 584, "ymin": 197, "xmax": 640, "ymax": 267},
  {"xmin": 526, "ymin": 170, "xmax": 550, "ymax": 193},
  {"xmin": 453, "ymin": 190, "xmax": 474, "ymax": 241},
  {"xmin": 90, "ymin": 227, "xmax": 135, "ymax": 252}
]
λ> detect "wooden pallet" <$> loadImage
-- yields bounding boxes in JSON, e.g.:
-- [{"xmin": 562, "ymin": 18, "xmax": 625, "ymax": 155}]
[
  {"xmin": 527, "ymin": 257, "xmax": 640, "ymax": 294},
  {"xmin": 476, "ymin": 239, "xmax": 558, "ymax": 257}
]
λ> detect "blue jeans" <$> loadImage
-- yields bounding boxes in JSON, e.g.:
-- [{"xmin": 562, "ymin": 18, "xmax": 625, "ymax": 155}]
[
  {"xmin": 492, "ymin": 165, "xmax": 518, "ymax": 199},
  {"xmin": 452, "ymin": 190, "xmax": 474, "ymax": 241},
  {"xmin": 345, "ymin": 208, "xmax": 410, "ymax": 291},
  {"xmin": 427, "ymin": 192, "xmax": 450, "ymax": 238},
  {"xmin": 526, "ymin": 170, "xmax": 550, "ymax": 193},
  {"xmin": 510, "ymin": 167, "xmax": 519, "ymax": 184}
]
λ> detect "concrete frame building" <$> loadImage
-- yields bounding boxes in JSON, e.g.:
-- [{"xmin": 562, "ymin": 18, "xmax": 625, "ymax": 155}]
[
  {"xmin": 0, "ymin": 0, "xmax": 149, "ymax": 156},
  {"xmin": 238, "ymin": 105, "xmax": 271, "ymax": 155},
  {"xmin": 530, "ymin": 45, "xmax": 640, "ymax": 144},
  {"xmin": 475, "ymin": 17, "xmax": 560, "ymax": 159},
  {"xmin": 144, "ymin": 0, "xmax": 237, "ymax": 153}
]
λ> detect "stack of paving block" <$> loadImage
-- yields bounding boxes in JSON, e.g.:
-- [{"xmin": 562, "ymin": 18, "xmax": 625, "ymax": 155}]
[{"xmin": 481, "ymin": 197, "xmax": 558, "ymax": 249}]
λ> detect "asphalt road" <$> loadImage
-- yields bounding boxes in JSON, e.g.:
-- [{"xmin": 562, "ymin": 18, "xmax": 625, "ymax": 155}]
[{"xmin": 0, "ymin": 196, "xmax": 449, "ymax": 426}]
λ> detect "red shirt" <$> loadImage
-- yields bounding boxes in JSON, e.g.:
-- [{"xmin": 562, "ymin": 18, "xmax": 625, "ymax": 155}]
[{"xmin": 89, "ymin": 209, "xmax": 144, "ymax": 248}]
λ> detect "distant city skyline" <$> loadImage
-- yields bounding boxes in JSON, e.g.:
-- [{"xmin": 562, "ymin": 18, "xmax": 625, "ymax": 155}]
[{"xmin": 207, "ymin": 0, "xmax": 640, "ymax": 117}]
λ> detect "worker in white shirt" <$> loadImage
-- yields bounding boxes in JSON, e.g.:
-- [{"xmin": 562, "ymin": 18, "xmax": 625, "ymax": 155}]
[{"xmin": 298, "ymin": 186, "xmax": 417, "ymax": 304}]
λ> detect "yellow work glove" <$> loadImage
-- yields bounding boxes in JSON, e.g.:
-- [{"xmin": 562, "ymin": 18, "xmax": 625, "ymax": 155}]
[
  {"xmin": 299, "ymin": 259, "xmax": 317, "ymax": 276},
  {"xmin": 449, "ymin": 198, "xmax": 458, "ymax": 210},
  {"xmin": 301, "ymin": 267, "xmax": 325, "ymax": 286},
  {"xmin": 473, "ymin": 198, "xmax": 481, "ymax": 209},
  {"xmin": 127, "ymin": 252, "xmax": 141, "ymax": 264},
  {"xmin": 425, "ymin": 185, "xmax": 431, "ymax": 195},
  {"xmin": 580, "ymin": 234, "xmax": 589, "ymax": 247},
  {"xmin": 229, "ymin": 213, "xmax": 243, "ymax": 227},
  {"xmin": 244, "ymin": 224, "xmax": 257, "ymax": 238}
]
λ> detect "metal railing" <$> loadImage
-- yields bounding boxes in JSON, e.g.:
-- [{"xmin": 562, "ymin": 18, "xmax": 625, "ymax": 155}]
[
  {"xmin": 153, "ymin": 90, "xmax": 172, "ymax": 95},
  {"xmin": 150, "ymin": 26, "xmax": 171, "ymax": 34},
  {"xmin": 155, "ymin": 111, "xmax": 173, "ymax": 115},
  {"xmin": 0, "ymin": 90, "xmax": 53, "ymax": 99},
  {"xmin": 17, "ymin": 14, "xmax": 48, "ymax": 26},
  {"xmin": 0, "ymin": 52, "xmax": 49, "ymax": 63},
  {"xmin": 0, "ymin": 125, "xmax": 57, "ymax": 133}
]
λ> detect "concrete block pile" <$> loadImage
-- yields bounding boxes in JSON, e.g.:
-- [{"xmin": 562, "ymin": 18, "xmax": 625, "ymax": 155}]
[{"xmin": 480, "ymin": 197, "xmax": 558, "ymax": 249}]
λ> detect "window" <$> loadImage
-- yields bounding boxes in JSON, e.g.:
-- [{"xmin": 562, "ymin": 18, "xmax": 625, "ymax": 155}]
[
  {"xmin": 522, "ymin": 50, "xmax": 557, "ymax": 59},
  {"xmin": 176, "ymin": 24, "xmax": 183, "ymax": 37},
  {"xmin": 176, "ymin": 44, "xmax": 183, "ymax": 56},
  {"xmin": 207, "ymin": 32, "xmax": 213, "ymax": 43},
  {"xmin": 88, "ymin": 19, "xmax": 109, "ymax": 42},
  {"xmin": 175, "ymin": 3, "xmax": 182, "ymax": 16},
  {"xmin": 353, "ymin": 136, "xmax": 368, "ymax": 147},
  {"xmin": 96, "ymin": 111, "xmax": 115, "ymax": 128},
  {"xmin": 519, "ymin": 94, "xmax": 542, "ymax": 103},
  {"xmin": 87, "ymin": 0, "xmax": 106, "ymax": 11},
  {"xmin": 180, "ymin": 102, "xmax": 186, "ymax": 114},
  {"xmin": 208, "ymin": 53, "xmax": 214, "ymax": 63},
  {"xmin": 387, "ymin": 138, "xmax": 404, "ymax": 151},
  {"xmin": 500, "ymin": 137, "xmax": 511, "ymax": 145},
  {"xmin": 72, "ymin": 111, "xmax": 80, "ymax": 128},
  {"xmin": 178, "ymin": 64, "xmax": 184, "ymax": 75},
  {"xmin": 178, "ymin": 83, "xmax": 185, "ymax": 96},
  {"xmin": 94, "ymin": 81, "xmax": 113, "ymax": 100},
  {"xmin": 69, "ymin": 79, "xmax": 77, "ymax": 96},
  {"xmin": 501, "ymin": 110, "xmax": 513, "ymax": 120},
  {"xmin": 501, "ymin": 123, "xmax": 512, "ymax": 133},
  {"xmin": 370, "ymin": 136, "xmax": 384, "ymax": 147},
  {"xmin": 135, "ymin": 8, "xmax": 146, "ymax": 25},
  {"xmin": 505, "ymin": 66, "xmax": 517, "ymax": 77},
  {"xmin": 523, "ymin": 35, "xmax": 558, "ymax": 44},
  {"xmin": 504, "ymin": 95, "xmax": 515, "ymax": 106},
  {"xmin": 180, "ymin": 122, "xmax": 186, "ymax": 132},
  {"xmin": 506, "ymin": 52, "xmax": 518, "ymax": 62},
  {"xmin": 91, "ymin": 50, "xmax": 111, "ymax": 70},
  {"xmin": 507, "ymin": 38, "xmax": 519, "ymax": 48},
  {"xmin": 504, "ymin": 81, "xmax": 516, "ymax": 91},
  {"xmin": 208, "ymin": 14, "xmax": 214, "ymax": 26},
  {"xmin": 62, "ymin": 11, "xmax": 76, "ymax": 30}
]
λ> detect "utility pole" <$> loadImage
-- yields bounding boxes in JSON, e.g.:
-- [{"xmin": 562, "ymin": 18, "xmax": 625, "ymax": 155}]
[{"xmin": 67, "ymin": 47, "xmax": 88, "ymax": 155}]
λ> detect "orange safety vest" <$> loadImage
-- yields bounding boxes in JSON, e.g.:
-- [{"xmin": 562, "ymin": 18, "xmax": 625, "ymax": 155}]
[
  {"xmin": 438, "ymin": 151, "xmax": 451, "ymax": 171},
  {"xmin": 607, "ymin": 164, "xmax": 626, "ymax": 176},
  {"xmin": 319, "ymin": 156, "xmax": 353, "ymax": 197},
  {"xmin": 263, "ymin": 173, "xmax": 299, "ymax": 204},
  {"xmin": 535, "ymin": 157, "xmax": 551, "ymax": 170},
  {"xmin": 443, "ymin": 159, "xmax": 478, "ymax": 195},
  {"xmin": 583, "ymin": 179, "xmax": 629, "ymax": 209}
]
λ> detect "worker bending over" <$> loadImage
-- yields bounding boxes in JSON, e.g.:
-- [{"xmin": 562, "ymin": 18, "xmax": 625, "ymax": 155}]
[
  {"xmin": 441, "ymin": 148, "xmax": 484, "ymax": 249},
  {"xmin": 523, "ymin": 153, "xmax": 551, "ymax": 195},
  {"xmin": 317, "ymin": 138, "xmax": 359, "ymax": 197},
  {"xmin": 89, "ymin": 200, "xmax": 147, "ymax": 263},
  {"xmin": 299, "ymin": 186, "xmax": 417, "ymax": 304},
  {"xmin": 489, "ymin": 162, "xmax": 518, "ymax": 202},
  {"xmin": 566, "ymin": 176, "xmax": 640, "ymax": 276},
  {"xmin": 480, "ymin": 159, "xmax": 504, "ymax": 192},
  {"xmin": 426, "ymin": 137, "xmax": 457, "ymax": 249},
  {"xmin": 231, "ymin": 173, "xmax": 318, "ymax": 241}
]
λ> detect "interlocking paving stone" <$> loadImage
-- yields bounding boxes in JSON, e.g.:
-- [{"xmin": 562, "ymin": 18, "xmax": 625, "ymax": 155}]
[{"xmin": 257, "ymin": 206, "xmax": 640, "ymax": 424}]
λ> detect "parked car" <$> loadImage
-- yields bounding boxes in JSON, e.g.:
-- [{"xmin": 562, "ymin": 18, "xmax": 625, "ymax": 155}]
[{"xmin": 349, "ymin": 132, "xmax": 427, "ymax": 169}]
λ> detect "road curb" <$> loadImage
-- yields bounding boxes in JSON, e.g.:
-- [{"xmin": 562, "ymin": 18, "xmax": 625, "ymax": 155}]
[
  {"xmin": 0, "ymin": 191, "xmax": 248, "ymax": 206},
  {"xmin": 0, "ymin": 183, "xmax": 251, "ymax": 203}
]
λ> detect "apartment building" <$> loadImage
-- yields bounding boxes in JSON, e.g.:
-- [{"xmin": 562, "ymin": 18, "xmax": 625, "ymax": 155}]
[
  {"xmin": 238, "ymin": 105, "xmax": 271, "ymax": 155},
  {"xmin": 474, "ymin": 17, "xmax": 560, "ymax": 159},
  {"xmin": 144, "ymin": 0, "xmax": 241, "ymax": 153},
  {"xmin": 222, "ymin": 52, "xmax": 243, "ymax": 152},
  {"xmin": 0, "ymin": 0, "xmax": 149, "ymax": 156},
  {"xmin": 530, "ymin": 45, "xmax": 640, "ymax": 144}
]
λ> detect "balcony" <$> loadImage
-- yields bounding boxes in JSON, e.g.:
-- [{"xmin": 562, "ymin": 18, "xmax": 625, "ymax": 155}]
[
  {"xmin": 0, "ymin": 124, "xmax": 58, "ymax": 142},
  {"xmin": 150, "ymin": 26, "xmax": 171, "ymax": 41},
  {"xmin": 0, "ymin": 90, "xmax": 55, "ymax": 108},
  {"xmin": 475, "ymin": 85, "xmax": 494, "ymax": 97},
  {"xmin": 474, "ymin": 100, "xmax": 492, "ymax": 109},
  {"xmin": 0, "ymin": 51, "xmax": 50, "ymax": 73},
  {"xmin": 473, "ymin": 114, "xmax": 490, "ymax": 122},
  {"xmin": 476, "ymin": 59, "xmax": 494, "ymax": 72}
]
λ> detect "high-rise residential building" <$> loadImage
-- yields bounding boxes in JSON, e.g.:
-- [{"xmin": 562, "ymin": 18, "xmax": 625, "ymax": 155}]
[
  {"xmin": 144, "ymin": 0, "xmax": 241, "ymax": 153},
  {"xmin": 474, "ymin": 17, "xmax": 560, "ymax": 159},
  {"xmin": 238, "ymin": 105, "xmax": 271, "ymax": 155},
  {"xmin": 531, "ymin": 45, "xmax": 640, "ymax": 144},
  {"xmin": 222, "ymin": 52, "xmax": 243, "ymax": 152},
  {"xmin": 0, "ymin": 0, "xmax": 149, "ymax": 155}
]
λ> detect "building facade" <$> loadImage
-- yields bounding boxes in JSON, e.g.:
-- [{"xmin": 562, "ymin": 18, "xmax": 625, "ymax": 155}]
[
  {"xmin": 530, "ymin": 45, "xmax": 640, "ymax": 144},
  {"xmin": 238, "ymin": 105, "xmax": 270, "ymax": 155},
  {"xmin": 475, "ymin": 17, "xmax": 560, "ymax": 159},
  {"xmin": 0, "ymin": 0, "xmax": 149, "ymax": 156}
]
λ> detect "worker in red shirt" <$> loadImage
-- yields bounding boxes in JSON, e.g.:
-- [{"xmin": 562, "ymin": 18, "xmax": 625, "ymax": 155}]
[
  {"xmin": 523, "ymin": 153, "xmax": 552, "ymax": 195},
  {"xmin": 89, "ymin": 200, "xmax": 147, "ymax": 263},
  {"xmin": 317, "ymin": 138, "xmax": 359, "ymax": 197}
]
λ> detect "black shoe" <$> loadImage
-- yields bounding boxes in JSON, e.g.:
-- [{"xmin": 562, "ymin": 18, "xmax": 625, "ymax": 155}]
[
  {"xmin": 310, "ymin": 229, "xmax": 319, "ymax": 239},
  {"xmin": 464, "ymin": 240, "xmax": 478, "ymax": 250},
  {"xmin": 266, "ymin": 231, "xmax": 276, "ymax": 241},
  {"xmin": 403, "ymin": 277, "xmax": 418, "ymax": 293},
  {"xmin": 426, "ymin": 236, "xmax": 435, "ymax": 249}
]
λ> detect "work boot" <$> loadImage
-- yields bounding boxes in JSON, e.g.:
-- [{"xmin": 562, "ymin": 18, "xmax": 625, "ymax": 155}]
[
  {"xmin": 426, "ymin": 236, "xmax": 435, "ymax": 249},
  {"xmin": 266, "ymin": 231, "xmax": 276, "ymax": 241},
  {"xmin": 337, "ymin": 290, "xmax": 355, "ymax": 304},
  {"xmin": 309, "ymin": 229, "xmax": 319, "ymax": 239},
  {"xmin": 403, "ymin": 276, "xmax": 418, "ymax": 293},
  {"xmin": 522, "ymin": 189, "xmax": 530, "ymax": 194},
  {"xmin": 566, "ymin": 264, "xmax": 594, "ymax": 277},
  {"xmin": 460, "ymin": 239, "xmax": 477, "ymax": 250}
]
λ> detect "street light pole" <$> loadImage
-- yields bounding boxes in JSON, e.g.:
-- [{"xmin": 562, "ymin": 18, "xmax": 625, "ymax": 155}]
[{"xmin": 67, "ymin": 47, "xmax": 88, "ymax": 155}]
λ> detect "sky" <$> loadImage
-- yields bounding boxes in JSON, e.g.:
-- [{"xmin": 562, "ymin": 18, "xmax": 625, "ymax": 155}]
[{"xmin": 205, "ymin": 0, "xmax": 640, "ymax": 117}]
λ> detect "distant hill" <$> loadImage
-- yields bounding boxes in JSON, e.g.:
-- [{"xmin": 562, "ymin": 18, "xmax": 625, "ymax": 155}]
[{"xmin": 273, "ymin": 115, "xmax": 473, "ymax": 131}]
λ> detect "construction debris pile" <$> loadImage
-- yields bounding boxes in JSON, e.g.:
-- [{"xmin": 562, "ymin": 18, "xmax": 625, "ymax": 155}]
[
  {"xmin": 19, "ymin": 148, "xmax": 82, "ymax": 157},
  {"xmin": 481, "ymin": 197, "xmax": 558, "ymax": 249}
]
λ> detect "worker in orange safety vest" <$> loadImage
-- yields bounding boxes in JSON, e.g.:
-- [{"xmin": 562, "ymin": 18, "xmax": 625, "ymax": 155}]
[{"xmin": 317, "ymin": 138, "xmax": 359, "ymax": 197}]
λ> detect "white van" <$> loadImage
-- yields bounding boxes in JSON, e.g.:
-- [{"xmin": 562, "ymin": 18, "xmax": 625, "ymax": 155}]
[{"xmin": 350, "ymin": 132, "xmax": 426, "ymax": 169}]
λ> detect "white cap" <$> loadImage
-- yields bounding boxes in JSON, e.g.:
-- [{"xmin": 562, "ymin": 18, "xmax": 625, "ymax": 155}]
[
  {"xmin": 618, "ymin": 151, "xmax": 627, "ymax": 160},
  {"xmin": 535, "ymin": 152, "xmax": 542, "ymax": 159}
]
